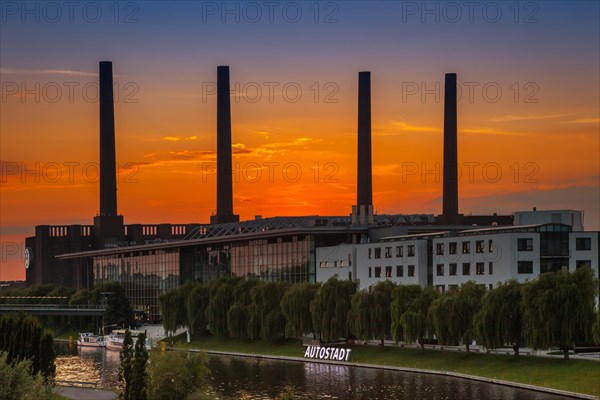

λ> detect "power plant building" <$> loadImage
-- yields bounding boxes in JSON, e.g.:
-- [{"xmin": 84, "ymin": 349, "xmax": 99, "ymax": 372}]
[{"xmin": 24, "ymin": 62, "xmax": 598, "ymax": 322}]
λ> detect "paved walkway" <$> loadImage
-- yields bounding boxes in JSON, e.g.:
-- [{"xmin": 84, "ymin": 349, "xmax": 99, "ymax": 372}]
[{"xmin": 55, "ymin": 387, "xmax": 118, "ymax": 400}]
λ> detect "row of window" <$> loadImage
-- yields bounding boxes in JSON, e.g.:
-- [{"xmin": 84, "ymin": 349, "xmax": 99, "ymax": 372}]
[
  {"xmin": 369, "ymin": 245, "xmax": 416, "ymax": 259},
  {"xmin": 436, "ymin": 240, "xmax": 494, "ymax": 256},
  {"xmin": 367, "ymin": 237, "xmax": 593, "ymax": 260},
  {"xmin": 368, "ymin": 265, "xmax": 416, "ymax": 278},
  {"xmin": 436, "ymin": 262, "xmax": 494, "ymax": 277}
]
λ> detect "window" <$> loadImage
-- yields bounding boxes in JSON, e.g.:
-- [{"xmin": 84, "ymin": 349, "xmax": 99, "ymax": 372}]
[
  {"xmin": 368, "ymin": 248, "xmax": 372, "ymax": 259},
  {"xmin": 462, "ymin": 263, "xmax": 471, "ymax": 275},
  {"xmin": 396, "ymin": 265, "xmax": 403, "ymax": 277},
  {"xmin": 462, "ymin": 242, "xmax": 471, "ymax": 254},
  {"xmin": 408, "ymin": 265, "xmax": 415, "ymax": 277},
  {"xmin": 319, "ymin": 261, "xmax": 325, "ymax": 268},
  {"xmin": 348, "ymin": 254, "xmax": 352, "ymax": 266},
  {"xmin": 408, "ymin": 245, "xmax": 415, "ymax": 257},
  {"xmin": 449, "ymin": 242, "xmax": 457, "ymax": 255},
  {"xmin": 436, "ymin": 264, "xmax": 444, "ymax": 276},
  {"xmin": 576, "ymin": 237, "xmax": 592, "ymax": 251},
  {"xmin": 518, "ymin": 238, "xmax": 533, "ymax": 251},
  {"xmin": 476, "ymin": 240, "xmax": 484, "ymax": 253},
  {"xmin": 374, "ymin": 248, "xmax": 382, "ymax": 259},
  {"xmin": 385, "ymin": 266, "xmax": 392, "ymax": 278},
  {"xmin": 489, "ymin": 284, "xmax": 494, "ymax": 290},
  {"xmin": 436, "ymin": 243, "xmax": 444, "ymax": 255},
  {"xmin": 385, "ymin": 247, "xmax": 392, "ymax": 258},
  {"xmin": 576, "ymin": 260, "xmax": 592, "ymax": 269},
  {"xmin": 518, "ymin": 261, "xmax": 533, "ymax": 274},
  {"xmin": 368, "ymin": 267, "xmax": 372, "ymax": 278},
  {"xmin": 396, "ymin": 246, "xmax": 403, "ymax": 258},
  {"xmin": 375, "ymin": 266, "xmax": 381, "ymax": 278},
  {"xmin": 449, "ymin": 263, "xmax": 457, "ymax": 276},
  {"xmin": 476, "ymin": 262, "xmax": 485, "ymax": 275},
  {"xmin": 488, "ymin": 262, "xmax": 493, "ymax": 275},
  {"xmin": 333, "ymin": 261, "xmax": 338, "ymax": 268},
  {"xmin": 488, "ymin": 240, "xmax": 493, "ymax": 252},
  {"xmin": 436, "ymin": 285, "xmax": 446, "ymax": 293}
]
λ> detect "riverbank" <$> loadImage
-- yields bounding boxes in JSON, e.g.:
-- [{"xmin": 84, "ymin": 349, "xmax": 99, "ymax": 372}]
[{"xmin": 169, "ymin": 336, "xmax": 600, "ymax": 398}]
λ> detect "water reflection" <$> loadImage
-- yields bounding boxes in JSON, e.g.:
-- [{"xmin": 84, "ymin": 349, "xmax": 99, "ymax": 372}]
[
  {"xmin": 55, "ymin": 342, "xmax": 120, "ymax": 387},
  {"xmin": 55, "ymin": 343, "xmax": 571, "ymax": 400},
  {"xmin": 206, "ymin": 356, "xmax": 570, "ymax": 400}
]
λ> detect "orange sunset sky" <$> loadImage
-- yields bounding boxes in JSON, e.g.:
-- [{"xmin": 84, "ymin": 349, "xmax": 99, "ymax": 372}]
[{"xmin": 1, "ymin": 1, "xmax": 599, "ymax": 281}]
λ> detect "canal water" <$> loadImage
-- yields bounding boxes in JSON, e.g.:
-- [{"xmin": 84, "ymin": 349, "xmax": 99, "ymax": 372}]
[{"xmin": 54, "ymin": 342, "xmax": 570, "ymax": 400}]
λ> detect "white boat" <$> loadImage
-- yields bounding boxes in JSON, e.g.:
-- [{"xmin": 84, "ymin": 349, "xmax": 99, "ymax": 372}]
[
  {"xmin": 77, "ymin": 332, "xmax": 105, "ymax": 348},
  {"xmin": 105, "ymin": 329, "xmax": 151, "ymax": 351}
]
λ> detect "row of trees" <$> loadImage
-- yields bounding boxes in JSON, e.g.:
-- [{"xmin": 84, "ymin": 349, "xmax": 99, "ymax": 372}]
[
  {"xmin": 160, "ymin": 268, "xmax": 599, "ymax": 359},
  {"xmin": 0, "ymin": 314, "xmax": 56, "ymax": 381}
]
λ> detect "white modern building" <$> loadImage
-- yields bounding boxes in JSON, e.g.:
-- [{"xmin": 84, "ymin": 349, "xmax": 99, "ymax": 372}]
[{"xmin": 316, "ymin": 210, "xmax": 598, "ymax": 292}]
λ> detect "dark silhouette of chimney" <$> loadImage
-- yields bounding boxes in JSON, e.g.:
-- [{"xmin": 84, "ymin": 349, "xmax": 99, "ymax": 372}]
[
  {"xmin": 99, "ymin": 61, "xmax": 118, "ymax": 217},
  {"xmin": 210, "ymin": 66, "xmax": 239, "ymax": 224},
  {"xmin": 440, "ymin": 72, "xmax": 462, "ymax": 224},
  {"xmin": 352, "ymin": 71, "xmax": 374, "ymax": 225},
  {"xmin": 94, "ymin": 61, "xmax": 123, "ymax": 246}
]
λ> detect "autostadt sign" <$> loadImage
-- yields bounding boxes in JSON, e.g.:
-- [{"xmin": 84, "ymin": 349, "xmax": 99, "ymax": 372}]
[{"xmin": 303, "ymin": 346, "xmax": 352, "ymax": 362}]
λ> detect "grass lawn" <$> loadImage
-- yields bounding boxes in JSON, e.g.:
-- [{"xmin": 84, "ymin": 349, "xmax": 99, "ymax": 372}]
[{"xmin": 170, "ymin": 336, "xmax": 600, "ymax": 397}]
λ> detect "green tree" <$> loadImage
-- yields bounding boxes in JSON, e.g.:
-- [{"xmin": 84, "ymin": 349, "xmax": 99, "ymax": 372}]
[
  {"xmin": 227, "ymin": 303, "xmax": 250, "ymax": 339},
  {"xmin": 147, "ymin": 351, "xmax": 210, "ymax": 400},
  {"xmin": 475, "ymin": 280, "xmax": 523, "ymax": 355},
  {"xmin": 0, "ymin": 352, "xmax": 54, "ymax": 400},
  {"xmin": 593, "ymin": 309, "xmax": 600, "ymax": 345},
  {"xmin": 371, "ymin": 281, "xmax": 395, "ymax": 346},
  {"xmin": 349, "ymin": 291, "xmax": 373, "ymax": 343},
  {"xmin": 280, "ymin": 283, "xmax": 319, "ymax": 338},
  {"xmin": 39, "ymin": 331, "xmax": 55, "ymax": 382},
  {"xmin": 248, "ymin": 282, "xmax": 288, "ymax": 341},
  {"xmin": 522, "ymin": 267, "xmax": 597, "ymax": 359},
  {"xmin": 93, "ymin": 281, "xmax": 134, "ymax": 327},
  {"xmin": 119, "ymin": 330, "xmax": 134, "ymax": 400},
  {"xmin": 310, "ymin": 277, "xmax": 356, "ymax": 343},
  {"xmin": 186, "ymin": 284, "xmax": 210, "ymax": 338},
  {"xmin": 158, "ymin": 288, "xmax": 186, "ymax": 336},
  {"xmin": 131, "ymin": 333, "xmax": 149, "ymax": 400},
  {"xmin": 390, "ymin": 284, "xmax": 422, "ymax": 343},
  {"xmin": 400, "ymin": 286, "xmax": 439, "ymax": 349},
  {"xmin": 206, "ymin": 282, "xmax": 234, "ymax": 337},
  {"xmin": 429, "ymin": 282, "xmax": 485, "ymax": 351},
  {"xmin": 0, "ymin": 314, "xmax": 54, "ymax": 376}
]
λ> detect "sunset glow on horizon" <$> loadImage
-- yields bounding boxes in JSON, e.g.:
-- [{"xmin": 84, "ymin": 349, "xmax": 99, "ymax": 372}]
[{"xmin": 1, "ymin": 1, "xmax": 599, "ymax": 281}]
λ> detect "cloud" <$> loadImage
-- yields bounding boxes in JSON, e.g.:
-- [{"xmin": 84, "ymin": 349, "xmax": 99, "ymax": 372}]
[
  {"xmin": 569, "ymin": 118, "xmax": 600, "ymax": 124},
  {"xmin": 462, "ymin": 127, "xmax": 526, "ymax": 136},
  {"xmin": 374, "ymin": 121, "xmax": 440, "ymax": 137},
  {"xmin": 489, "ymin": 114, "xmax": 568, "ymax": 122},
  {"xmin": 373, "ymin": 164, "xmax": 400, "ymax": 177},
  {"xmin": 162, "ymin": 135, "xmax": 199, "ymax": 142},
  {"xmin": 0, "ymin": 67, "xmax": 97, "ymax": 77}
]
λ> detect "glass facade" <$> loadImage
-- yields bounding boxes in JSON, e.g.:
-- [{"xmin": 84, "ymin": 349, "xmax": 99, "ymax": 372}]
[
  {"xmin": 91, "ymin": 232, "xmax": 348, "ymax": 322},
  {"xmin": 181, "ymin": 234, "xmax": 316, "ymax": 284},
  {"xmin": 93, "ymin": 249, "xmax": 180, "ymax": 322}
]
